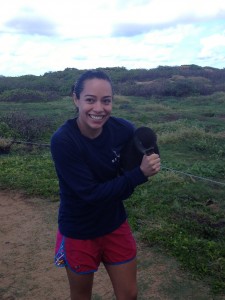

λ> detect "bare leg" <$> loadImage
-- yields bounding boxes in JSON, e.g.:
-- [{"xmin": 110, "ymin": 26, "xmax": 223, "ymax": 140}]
[
  {"xmin": 66, "ymin": 267, "xmax": 94, "ymax": 300},
  {"xmin": 105, "ymin": 258, "xmax": 137, "ymax": 300}
]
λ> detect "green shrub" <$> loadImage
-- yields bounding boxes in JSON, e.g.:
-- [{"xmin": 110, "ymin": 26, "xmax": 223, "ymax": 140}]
[
  {"xmin": 0, "ymin": 138, "xmax": 14, "ymax": 154},
  {"xmin": 1, "ymin": 112, "xmax": 53, "ymax": 141},
  {"xmin": 0, "ymin": 88, "xmax": 59, "ymax": 102}
]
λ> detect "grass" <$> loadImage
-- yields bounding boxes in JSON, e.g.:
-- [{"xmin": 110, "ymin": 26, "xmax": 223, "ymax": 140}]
[
  {"xmin": 126, "ymin": 174, "xmax": 225, "ymax": 293},
  {"xmin": 0, "ymin": 93, "xmax": 225, "ymax": 295},
  {"xmin": 0, "ymin": 149, "xmax": 58, "ymax": 200}
]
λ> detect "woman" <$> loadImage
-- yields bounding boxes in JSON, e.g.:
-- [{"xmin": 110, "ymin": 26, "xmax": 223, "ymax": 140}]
[{"xmin": 51, "ymin": 70, "xmax": 160, "ymax": 299}]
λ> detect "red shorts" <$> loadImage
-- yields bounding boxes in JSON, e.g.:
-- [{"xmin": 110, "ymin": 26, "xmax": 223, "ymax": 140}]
[{"xmin": 54, "ymin": 220, "xmax": 137, "ymax": 274}]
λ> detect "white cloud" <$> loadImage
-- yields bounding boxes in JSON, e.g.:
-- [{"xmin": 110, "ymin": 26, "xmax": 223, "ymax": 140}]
[
  {"xmin": 112, "ymin": 0, "xmax": 225, "ymax": 37},
  {"xmin": 5, "ymin": 16, "xmax": 57, "ymax": 36},
  {"xmin": 0, "ymin": 0, "xmax": 225, "ymax": 76},
  {"xmin": 199, "ymin": 32, "xmax": 225, "ymax": 61}
]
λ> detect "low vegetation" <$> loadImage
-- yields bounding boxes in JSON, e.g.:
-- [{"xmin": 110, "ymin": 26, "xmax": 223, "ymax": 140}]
[
  {"xmin": 0, "ymin": 85, "xmax": 225, "ymax": 296},
  {"xmin": 0, "ymin": 65, "xmax": 225, "ymax": 102}
]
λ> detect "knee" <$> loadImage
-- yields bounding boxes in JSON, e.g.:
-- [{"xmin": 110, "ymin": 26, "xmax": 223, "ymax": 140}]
[
  {"xmin": 129, "ymin": 285, "xmax": 138, "ymax": 300},
  {"xmin": 116, "ymin": 285, "xmax": 138, "ymax": 300}
]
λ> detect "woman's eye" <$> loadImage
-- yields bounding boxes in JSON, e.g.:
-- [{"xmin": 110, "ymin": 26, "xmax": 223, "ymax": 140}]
[
  {"xmin": 86, "ymin": 98, "xmax": 95, "ymax": 103},
  {"xmin": 103, "ymin": 98, "xmax": 112, "ymax": 104}
]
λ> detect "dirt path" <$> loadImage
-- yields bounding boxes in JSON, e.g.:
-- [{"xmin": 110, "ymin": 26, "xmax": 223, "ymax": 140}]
[{"xmin": 0, "ymin": 190, "xmax": 224, "ymax": 300}]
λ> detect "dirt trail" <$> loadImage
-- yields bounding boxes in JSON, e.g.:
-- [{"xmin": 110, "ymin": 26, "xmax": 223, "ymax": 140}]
[{"xmin": 0, "ymin": 190, "xmax": 224, "ymax": 300}]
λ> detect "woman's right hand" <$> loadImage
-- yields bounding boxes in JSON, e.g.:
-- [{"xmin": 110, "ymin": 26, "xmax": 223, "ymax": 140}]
[{"xmin": 140, "ymin": 153, "xmax": 161, "ymax": 178}]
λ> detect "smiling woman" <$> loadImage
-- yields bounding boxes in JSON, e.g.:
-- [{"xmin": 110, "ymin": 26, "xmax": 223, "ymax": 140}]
[{"xmin": 50, "ymin": 69, "xmax": 161, "ymax": 299}]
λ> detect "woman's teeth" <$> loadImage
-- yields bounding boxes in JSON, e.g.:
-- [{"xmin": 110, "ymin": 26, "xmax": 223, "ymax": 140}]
[{"xmin": 89, "ymin": 115, "xmax": 104, "ymax": 120}]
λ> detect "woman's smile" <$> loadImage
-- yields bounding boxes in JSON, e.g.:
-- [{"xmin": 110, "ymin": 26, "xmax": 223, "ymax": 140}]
[{"xmin": 89, "ymin": 114, "xmax": 105, "ymax": 120}]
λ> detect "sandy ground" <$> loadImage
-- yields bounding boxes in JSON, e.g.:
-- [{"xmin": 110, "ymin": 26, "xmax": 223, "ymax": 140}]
[{"xmin": 0, "ymin": 190, "xmax": 224, "ymax": 300}]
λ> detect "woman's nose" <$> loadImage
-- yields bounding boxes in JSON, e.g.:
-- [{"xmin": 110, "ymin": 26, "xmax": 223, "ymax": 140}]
[{"xmin": 93, "ymin": 100, "xmax": 103, "ymax": 111}]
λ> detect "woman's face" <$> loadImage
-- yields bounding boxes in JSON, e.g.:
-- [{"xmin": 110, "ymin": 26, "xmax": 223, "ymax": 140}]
[{"xmin": 74, "ymin": 78, "xmax": 113, "ymax": 139}]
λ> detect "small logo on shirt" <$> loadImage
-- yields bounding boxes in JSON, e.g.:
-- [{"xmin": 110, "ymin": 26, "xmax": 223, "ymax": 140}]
[{"xmin": 112, "ymin": 149, "xmax": 120, "ymax": 163}]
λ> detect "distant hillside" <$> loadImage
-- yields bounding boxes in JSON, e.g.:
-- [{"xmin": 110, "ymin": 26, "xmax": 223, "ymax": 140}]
[{"xmin": 0, "ymin": 65, "xmax": 225, "ymax": 102}]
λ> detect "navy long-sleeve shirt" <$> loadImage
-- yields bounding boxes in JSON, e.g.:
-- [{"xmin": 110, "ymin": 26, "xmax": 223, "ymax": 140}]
[{"xmin": 51, "ymin": 116, "xmax": 148, "ymax": 239}]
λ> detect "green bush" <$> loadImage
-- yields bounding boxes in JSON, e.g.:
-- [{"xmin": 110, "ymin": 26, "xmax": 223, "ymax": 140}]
[
  {"xmin": 1, "ymin": 112, "xmax": 53, "ymax": 141},
  {"xmin": 0, "ymin": 88, "xmax": 59, "ymax": 102},
  {"xmin": 0, "ymin": 138, "xmax": 14, "ymax": 154},
  {"xmin": 0, "ymin": 122, "xmax": 14, "ymax": 138}
]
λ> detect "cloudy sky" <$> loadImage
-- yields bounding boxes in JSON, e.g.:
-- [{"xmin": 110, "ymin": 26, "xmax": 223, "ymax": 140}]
[{"xmin": 0, "ymin": 0, "xmax": 225, "ymax": 77}]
